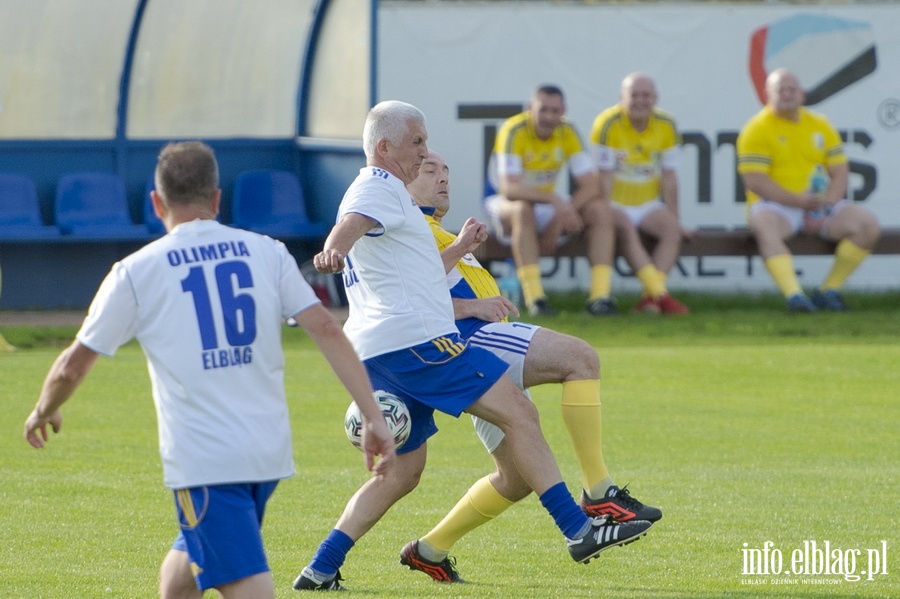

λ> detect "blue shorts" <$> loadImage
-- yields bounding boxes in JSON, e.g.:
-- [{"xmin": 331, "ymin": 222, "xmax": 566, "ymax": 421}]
[
  {"xmin": 171, "ymin": 481, "xmax": 279, "ymax": 591},
  {"xmin": 364, "ymin": 333, "xmax": 509, "ymax": 455}
]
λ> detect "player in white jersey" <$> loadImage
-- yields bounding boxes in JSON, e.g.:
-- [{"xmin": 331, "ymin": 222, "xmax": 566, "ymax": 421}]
[
  {"xmin": 23, "ymin": 141, "xmax": 395, "ymax": 599},
  {"xmin": 293, "ymin": 101, "xmax": 651, "ymax": 592},
  {"xmin": 398, "ymin": 150, "xmax": 660, "ymax": 582}
]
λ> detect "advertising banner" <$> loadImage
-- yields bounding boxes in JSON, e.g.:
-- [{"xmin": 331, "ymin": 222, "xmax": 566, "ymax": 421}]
[{"xmin": 379, "ymin": 3, "xmax": 900, "ymax": 291}]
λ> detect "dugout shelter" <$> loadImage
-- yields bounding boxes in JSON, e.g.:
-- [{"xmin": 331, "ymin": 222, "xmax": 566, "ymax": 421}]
[{"xmin": 0, "ymin": 0, "xmax": 373, "ymax": 308}]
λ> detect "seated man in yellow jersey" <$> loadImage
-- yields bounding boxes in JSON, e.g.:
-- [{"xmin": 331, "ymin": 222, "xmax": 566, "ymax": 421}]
[
  {"xmin": 736, "ymin": 68, "xmax": 880, "ymax": 312},
  {"xmin": 400, "ymin": 150, "xmax": 661, "ymax": 582},
  {"xmin": 483, "ymin": 84, "xmax": 616, "ymax": 317},
  {"xmin": 590, "ymin": 73, "xmax": 690, "ymax": 315}
]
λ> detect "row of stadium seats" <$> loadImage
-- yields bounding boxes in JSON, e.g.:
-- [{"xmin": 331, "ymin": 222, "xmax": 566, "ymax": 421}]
[{"xmin": 0, "ymin": 170, "xmax": 329, "ymax": 242}]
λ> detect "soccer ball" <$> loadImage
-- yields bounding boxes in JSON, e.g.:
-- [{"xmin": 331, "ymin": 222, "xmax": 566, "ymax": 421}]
[{"xmin": 344, "ymin": 390, "xmax": 411, "ymax": 450}]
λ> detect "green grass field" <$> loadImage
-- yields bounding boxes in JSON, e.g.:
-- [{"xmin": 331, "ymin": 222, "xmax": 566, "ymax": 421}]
[{"xmin": 2, "ymin": 293, "xmax": 898, "ymax": 598}]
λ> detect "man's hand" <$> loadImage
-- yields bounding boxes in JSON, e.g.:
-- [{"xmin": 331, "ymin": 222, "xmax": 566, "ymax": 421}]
[
  {"xmin": 452, "ymin": 217, "xmax": 489, "ymax": 254},
  {"xmin": 796, "ymin": 191, "xmax": 825, "ymax": 212},
  {"xmin": 554, "ymin": 200, "xmax": 583, "ymax": 235},
  {"xmin": 24, "ymin": 408, "xmax": 62, "ymax": 449},
  {"xmin": 360, "ymin": 417, "xmax": 397, "ymax": 477},
  {"xmin": 456, "ymin": 296, "xmax": 519, "ymax": 322},
  {"xmin": 313, "ymin": 249, "xmax": 345, "ymax": 274}
]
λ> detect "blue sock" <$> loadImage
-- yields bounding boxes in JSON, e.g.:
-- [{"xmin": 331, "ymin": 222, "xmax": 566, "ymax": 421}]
[
  {"xmin": 307, "ymin": 529, "xmax": 355, "ymax": 576},
  {"xmin": 539, "ymin": 482, "xmax": 590, "ymax": 539}
]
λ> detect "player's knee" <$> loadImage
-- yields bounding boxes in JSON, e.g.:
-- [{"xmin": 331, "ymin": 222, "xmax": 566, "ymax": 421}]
[
  {"xmin": 843, "ymin": 211, "xmax": 881, "ymax": 248},
  {"xmin": 398, "ymin": 469, "xmax": 423, "ymax": 494},
  {"xmin": 577, "ymin": 342, "xmax": 600, "ymax": 378},
  {"xmin": 563, "ymin": 337, "xmax": 600, "ymax": 380},
  {"xmin": 378, "ymin": 449, "xmax": 426, "ymax": 496},
  {"xmin": 654, "ymin": 223, "xmax": 681, "ymax": 245},
  {"xmin": 509, "ymin": 202, "xmax": 537, "ymax": 227},
  {"xmin": 580, "ymin": 199, "xmax": 606, "ymax": 223},
  {"xmin": 860, "ymin": 212, "xmax": 881, "ymax": 242}
]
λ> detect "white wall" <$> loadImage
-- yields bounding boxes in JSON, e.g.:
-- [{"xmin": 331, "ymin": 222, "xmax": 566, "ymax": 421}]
[{"xmin": 379, "ymin": 2, "xmax": 900, "ymax": 291}]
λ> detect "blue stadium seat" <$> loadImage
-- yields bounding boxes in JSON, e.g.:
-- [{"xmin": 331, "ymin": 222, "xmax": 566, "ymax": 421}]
[
  {"xmin": 0, "ymin": 173, "xmax": 61, "ymax": 239},
  {"xmin": 232, "ymin": 170, "xmax": 328, "ymax": 240},
  {"xmin": 144, "ymin": 176, "xmax": 165, "ymax": 235},
  {"xmin": 55, "ymin": 172, "xmax": 149, "ymax": 239}
]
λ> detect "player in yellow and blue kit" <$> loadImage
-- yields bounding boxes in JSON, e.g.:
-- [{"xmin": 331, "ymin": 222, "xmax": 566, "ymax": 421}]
[
  {"xmin": 737, "ymin": 68, "xmax": 880, "ymax": 312},
  {"xmin": 398, "ymin": 150, "xmax": 660, "ymax": 582},
  {"xmin": 294, "ymin": 103, "xmax": 652, "ymax": 591},
  {"xmin": 590, "ymin": 73, "xmax": 690, "ymax": 315},
  {"xmin": 484, "ymin": 84, "xmax": 617, "ymax": 317}
]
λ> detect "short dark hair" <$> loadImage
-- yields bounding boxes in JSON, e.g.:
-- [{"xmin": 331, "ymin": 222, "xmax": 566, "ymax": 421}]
[
  {"xmin": 155, "ymin": 141, "xmax": 219, "ymax": 207},
  {"xmin": 535, "ymin": 84, "xmax": 564, "ymax": 101}
]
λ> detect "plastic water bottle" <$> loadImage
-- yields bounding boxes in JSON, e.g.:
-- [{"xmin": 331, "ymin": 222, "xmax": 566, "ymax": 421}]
[
  {"xmin": 496, "ymin": 259, "xmax": 522, "ymax": 307},
  {"xmin": 808, "ymin": 165, "xmax": 830, "ymax": 218}
]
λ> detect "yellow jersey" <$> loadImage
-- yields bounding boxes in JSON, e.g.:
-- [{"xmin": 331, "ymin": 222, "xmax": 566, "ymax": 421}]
[
  {"xmin": 489, "ymin": 111, "xmax": 588, "ymax": 193},
  {"xmin": 736, "ymin": 106, "xmax": 846, "ymax": 206},
  {"xmin": 589, "ymin": 105, "xmax": 680, "ymax": 207},
  {"xmin": 422, "ymin": 209, "xmax": 504, "ymax": 338}
]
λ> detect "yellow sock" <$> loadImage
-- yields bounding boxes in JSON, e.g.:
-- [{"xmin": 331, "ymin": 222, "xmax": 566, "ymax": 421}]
[
  {"xmin": 822, "ymin": 239, "xmax": 870, "ymax": 290},
  {"xmin": 420, "ymin": 475, "xmax": 514, "ymax": 555},
  {"xmin": 635, "ymin": 265, "xmax": 666, "ymax": 298},
  {"xmin": 588, "ymin": 265, "xmax": 612, "ymax": 301},
  {"xmin": 764, "ymin": 254, "xmax": 802, "ymax": 297},
  {"xmin": 518, "ymin": 264, "xmax": 545, "ymax": 306},
  {"xmin": 560, "ymin": 380, "xmax": 612, "ymax": 498},
  {"xmin": 656, "ymin": 269, "xmax": 669, "ymax": 294}
]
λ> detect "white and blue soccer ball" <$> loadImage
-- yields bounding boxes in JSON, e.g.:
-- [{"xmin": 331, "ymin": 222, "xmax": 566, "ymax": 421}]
[{"xmin": 344, "ymin": 390, "xmax": 411, "ymax": 450}]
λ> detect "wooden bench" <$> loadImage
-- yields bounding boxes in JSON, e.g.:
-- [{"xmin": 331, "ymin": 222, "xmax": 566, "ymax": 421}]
[{"xmin": 472, "ymin": 227, "xmax": 900, "ymax": 268}]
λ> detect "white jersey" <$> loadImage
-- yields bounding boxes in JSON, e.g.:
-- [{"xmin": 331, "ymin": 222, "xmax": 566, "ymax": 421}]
[
  {"xmin": 339, "ymin": 167, "xmax": 457, "ymax": 360},
  {"xmin": 77, "ymin": 219, "xmax": 319, "ymax": 489}
]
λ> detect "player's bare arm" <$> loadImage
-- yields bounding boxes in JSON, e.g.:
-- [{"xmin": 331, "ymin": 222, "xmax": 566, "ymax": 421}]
[
  {"xmin": 438, "ymin": 218, "xmax": 487, "ymax": 273},
  {"xmin": 452, "ymin": 296, "xmax": 519, "ymax": 322},
  {"xmin": 823, "ymin": 162, "xmax": 849, "ymax": 206},
  {"xmin": 499, "ymin": 171, "xmax": 560, "ymax": 206},
  {"xmin": 741, "ymin": 171, "xmax": 823, "ymax": 211},
  {"xmin": 314, "ymin": 213, "xmax": 378, "ymax": 274},
  {"xmin": 569, "ymin": 170, "xmax": 601, "ymax": 212},
  {"xmin": 24, "ymin": 341, "xmax": 99, "ymax": 448}
]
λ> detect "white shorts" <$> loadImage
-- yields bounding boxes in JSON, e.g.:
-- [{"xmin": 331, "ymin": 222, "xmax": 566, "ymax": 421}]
[
  {"xmin": 750, "ymin": 199, "xmax": 849, "ymax": 236},
  {"xmin": 483, "ymin": 194, "xmax": 566, "ymax": 247},
  {"xmin": 613, "ymin": 199, "xmax": 665, "ymax": 228},
  {"xmin": 467, "ymin": 321, "xmax": 540, "ymax": 453}
]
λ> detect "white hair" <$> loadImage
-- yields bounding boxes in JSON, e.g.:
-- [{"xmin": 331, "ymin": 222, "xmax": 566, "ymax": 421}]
[{"xmin": 362, "ymin": 101, "xmax": 426, "ymax": 159}]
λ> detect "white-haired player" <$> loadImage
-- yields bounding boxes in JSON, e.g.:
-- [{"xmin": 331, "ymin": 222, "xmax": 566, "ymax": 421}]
[
  {"xmin": 399, "ymin": 149, "xmax": 661, "ymax": 582},
  {"xmin": 293, "ymin": 102, "xmax": 652, "ymax": 591}
]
